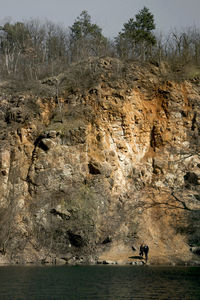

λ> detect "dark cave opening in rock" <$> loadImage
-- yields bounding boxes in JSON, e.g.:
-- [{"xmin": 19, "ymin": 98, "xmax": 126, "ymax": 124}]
[{"xmin": 88, "ymin": 163, "xmax": 101, "ymax": 175}]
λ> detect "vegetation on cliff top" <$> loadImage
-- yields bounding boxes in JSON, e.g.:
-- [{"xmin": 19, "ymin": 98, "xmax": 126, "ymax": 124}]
[{"xmin": 0, "ymin": 7, "xmax": 199, "ymax": 84}]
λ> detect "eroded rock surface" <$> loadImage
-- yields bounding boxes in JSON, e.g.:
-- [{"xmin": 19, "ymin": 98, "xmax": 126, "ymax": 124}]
[{"xmin": 0, "ymin": 58, "xmax": 200, "ymax": 265}]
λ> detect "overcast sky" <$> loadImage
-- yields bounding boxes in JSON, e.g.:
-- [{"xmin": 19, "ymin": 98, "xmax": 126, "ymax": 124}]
[{"xmin": 0, "ymin": 0, "xmax": 199, "ymax": 37}]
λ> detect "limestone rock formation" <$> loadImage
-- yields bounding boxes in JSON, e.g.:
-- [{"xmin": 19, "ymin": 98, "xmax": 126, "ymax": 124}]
[{"xmin": 0, "ymin": 58, "xmax": 200, "ymax": 265}]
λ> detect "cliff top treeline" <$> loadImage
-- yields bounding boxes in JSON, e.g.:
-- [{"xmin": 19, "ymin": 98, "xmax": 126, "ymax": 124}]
[{"xmin": 0, "ymin": 7, "xmax": 200, "ymax": 83}]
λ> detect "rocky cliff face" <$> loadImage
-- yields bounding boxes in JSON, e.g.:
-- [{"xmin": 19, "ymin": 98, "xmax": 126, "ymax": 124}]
[{"xmin": 0, "ymin": 58, "xmax": 200, "ymax": 265}]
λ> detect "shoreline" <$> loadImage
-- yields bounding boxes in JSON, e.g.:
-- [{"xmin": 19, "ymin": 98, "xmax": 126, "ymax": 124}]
[{"xmin": 0, "ymin": 260, "xmax": 200, "ymax": 267}]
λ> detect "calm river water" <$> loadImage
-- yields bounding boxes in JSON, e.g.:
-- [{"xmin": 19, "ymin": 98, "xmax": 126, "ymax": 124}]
[{"xmin": 0, "ymin": 265, "xmax": 199, "ymax": 300}]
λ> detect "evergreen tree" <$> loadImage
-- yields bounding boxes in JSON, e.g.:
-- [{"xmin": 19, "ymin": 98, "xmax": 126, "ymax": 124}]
[
  {"xmin": 70, "ymin": 10, "xmax": 102, "ymax": 41},
  {"xmin": 116, "ymin": 6, "xmax": 156, "ymax": 60},
  {"xmin": 69, "ymin": 11, "xmax": 108, "ymax": 61},
  {"xmin": 134, "ymin": 6, "xmax": 156, "ymax": 44}
]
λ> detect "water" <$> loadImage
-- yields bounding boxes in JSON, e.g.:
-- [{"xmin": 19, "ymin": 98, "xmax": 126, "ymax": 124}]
[{"xmin": 0, "ymin": 265, "xmax": 199, "ymax": 300}]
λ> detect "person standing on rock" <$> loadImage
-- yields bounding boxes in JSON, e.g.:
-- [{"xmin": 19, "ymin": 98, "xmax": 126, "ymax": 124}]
[
  {"xmin": 139, "ymin": 243, "xmax": 149, "ymax": 263},
  {"xmin": 143, "ymin": 244, "xmax": 149, "ymax": 263},
  {"xmin": 139, "ymin": 243, "xmax": 144, "ymax": 257}
]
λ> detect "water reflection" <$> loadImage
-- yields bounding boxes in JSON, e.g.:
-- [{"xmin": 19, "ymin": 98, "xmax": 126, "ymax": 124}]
[{"xmin": 0, "ymin": 265, "xmax": 199, "ymax": 299}]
